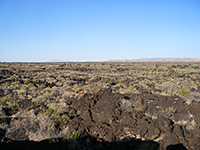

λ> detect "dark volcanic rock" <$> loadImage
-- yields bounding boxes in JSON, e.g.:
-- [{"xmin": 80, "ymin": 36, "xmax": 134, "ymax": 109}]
[
  {"xmin": 0, "ymin": 88, "xmax": 4, "ymax": 96},
  {"xmin": 1, "ymin": 87, "xmax": 199, "ymax": 149}
]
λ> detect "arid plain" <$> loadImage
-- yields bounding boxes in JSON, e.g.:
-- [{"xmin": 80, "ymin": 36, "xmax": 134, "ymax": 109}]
[{"xmin": 0, "ymin": 62, "xmax": 200, "ymax": 150}]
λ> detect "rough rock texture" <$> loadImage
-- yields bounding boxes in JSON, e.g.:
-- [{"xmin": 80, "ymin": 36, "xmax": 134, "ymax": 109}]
[
  {"xmin": 1, "ymin": 62, "xmax": 200, "ymax": 149},
  {"xmin": 1, "ymin": 89, "xmax": 199, "ymax": 149}
]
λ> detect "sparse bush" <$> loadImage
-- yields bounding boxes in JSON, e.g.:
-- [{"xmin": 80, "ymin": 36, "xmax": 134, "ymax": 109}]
[
  {"xmin": 59, "ymin": 63, "xmax": 66, "ymax": 67},
  {"xmin": 165, "ymin": 107, "xmax": 176, "ymax": 117},
  {"xmin": 46, "ymin": 108, "xmax": 57, "ymax": 115},
  {"xmin": 6, "ymin": 103, "xmax": 19, "ymax": 111},
  {"xmin": 24, "ymin": 86, "xmax": 29, "ymax": 91},
  {"xmin": 56, "ymin": 114, "xmax": 69, "ymax": 128},
  {"xmin": 11, "ymin": 81, "xmax": 20, "ymax": 86},
  {"xmin": 178, "ymin": 86, "xmax": 190, "ymax": 96},
  {"xmin": 0, "ymin": 97, "xmax": 10, "ymax": 103},
  {"xmin": 171, "ymin": 65, "xmax": 177, "ymax": 68},
  {"xmin": 168, "ymin": 68, "xmax": 178, "ymax": 77},
  {"xmin": 104, "ymin": 77, "xmax": 113, "ymax": 84},
  {"xmin": 122, "ymin": 88, "xmax": 137, "ymax": 94},
  {"xmin": 193, "ymin": 66, "xmax": 199, "ymax": 69},
  {"xmin": 24, "ymin": 80, "xmax": 29, "ymax": 85},
  {"xmin": 155, "ymin": 64, "xmax": 159, "ymax": 68},
  {"xmin": 117, "ymin": 82, "xmax": 126, "ymax": 88},
  {"xmin": 162, "ymin": 73, "xmax": 167, "ymax": 77},
  {"xmin": 63, "ymin": 130, "xmax": 80, "ymax": 142},
  {"xmin": 85, "ymin": 64, "xmax": 90, "ymax": 67},
  {"xmin": 76, "ymin": 88, "xmax": 84, "ymax": 92},
  {"xmin": 131, "ymin": 76, "xmax": 137, "ymax": 80},
  {"xmin": 134, "ymin": 98, "xmax": 146, "ymax": 113},
  {"xmin": 161, "ymin": 87, "xmax": 178, "ymax": 96},
  {"xmin": 89, "ymin": 87, "xmax": 101, "ymax": 94}
]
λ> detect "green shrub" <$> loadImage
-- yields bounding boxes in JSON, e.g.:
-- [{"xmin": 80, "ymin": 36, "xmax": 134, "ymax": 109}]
[
  {"xmin": 46, "ymin": 108, "xmax": 57, "ymax": 115},
  {"xmin": 171, "ymin": 65, "xmax": 177, "ymax": 68},
  {"xmin": 56, "ymin": 114, "xmax": 69, "ymax": 128},
  {"xmin": 193, "ymin": 66, "xmax": 199, "ymax": 69},
  {"xmin": 59, "ymin": 63, "xmax": 66, "ymax": 67},
  {"xmin": 104, "ymin": 77, "xmax": 113, "ymax": 84},
  {"xmin": 117, "ymin": 82, "xmax": 126, "ymax": 88},
  {"xmin": 155, "ymin": 64, "xmax": 159, "ymax": 68},
  {"xmin": 76, "ymin": 88, "xmax": 84, "ymax": 92},
  {"xmin": 63, "ymin": 130, "xmax": 80, "ymax": 142},
  {"xmin": 24, "ymin": 86, "xmax": 29, "ymax": 91},
  {"xmin": 178, "ymin": 86, "xmax": 190, "ymax": 96},
  {"xmin": 162, "ymin": 73, "xmax": 167, "ymax": 77},
  {"xmin": 0, "ymin": 97, "xmax": 10, "ymax": 103},
  {"xmin": 168, "ymin": 68, "xmax": 178, "ymax": 77},
  {"xmin": 24, "ymin": 80, "xmax": 29, "ymax": 85},
  {"xmin": 6, "ymin": 103, "xmax": 19, "ymax": 111},
  {"xmin": 89, "ymin": 87, "xmax": 101, "ymax": 94}
]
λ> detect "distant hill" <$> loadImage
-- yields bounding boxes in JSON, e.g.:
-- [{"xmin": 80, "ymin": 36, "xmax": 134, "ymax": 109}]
[{"xmin": 109, "ymin": 58, "xmax": 200, "ymax": 62}]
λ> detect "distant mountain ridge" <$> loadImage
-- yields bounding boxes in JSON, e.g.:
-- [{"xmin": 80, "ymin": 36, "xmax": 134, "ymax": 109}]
[
  {"xmin": 137, "ymin": 57, "xmax": 175, "ymax": 60},
  {"xmin": 109, "ymin": 58, "xmax": 200, "ymax": 62}
]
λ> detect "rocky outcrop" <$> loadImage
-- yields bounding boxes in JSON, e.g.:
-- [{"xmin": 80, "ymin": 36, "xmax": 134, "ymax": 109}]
[
  {"xmin": 1, "ymin": 88, "xmax": 199, "ymax": 149},
  {"xmin": 1, "ymin": 62, "xmax": 200, "ymax": 149}
]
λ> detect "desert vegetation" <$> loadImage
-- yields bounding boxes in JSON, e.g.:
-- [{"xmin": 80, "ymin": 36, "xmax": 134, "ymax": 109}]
[{"xmin": 0, "ymin": 62, "xmax": 200, "ymax": 149}]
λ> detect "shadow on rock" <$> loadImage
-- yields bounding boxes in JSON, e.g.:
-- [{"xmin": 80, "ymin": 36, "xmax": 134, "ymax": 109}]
[
  {"xmin": 0, "ymin": 134, "xmax": 159, "ymax": 150},
  {"xmin": 166, "ymin": 143, "xmax": 187, "ymax": 150}
]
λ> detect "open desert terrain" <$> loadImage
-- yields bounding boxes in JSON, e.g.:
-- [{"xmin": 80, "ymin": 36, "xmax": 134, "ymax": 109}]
[{"xmin": 0, "ymin": 62, "xmax": 200, "ymax": 150}]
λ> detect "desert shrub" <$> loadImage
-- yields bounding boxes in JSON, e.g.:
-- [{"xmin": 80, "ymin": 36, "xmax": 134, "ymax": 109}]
[
  {"xmin": 76, "ymin": 88, "xmax": 84, "ymax": 92},
  {"xmin": 85, "ymin": 64, "xmax": 90, "ymax": 67},
  {"xmin": 155, "ymin": 64, "xmax": 159, "ymax": 68},
  {"xmin": 161, "ymin": 87, "xmax": 178, "ymax": 96},
  {"xmin": 179, "ymin": 65, "xmax": 187, "ymax": 69},
  {"xmin": 11, "ymin": 81, "xmax": 20, "ymax": 86},
  {"xmin": 162, "ymin": 73, "xmax": 167, "ymax": 77},
  {"xmin": 134, "ymin": 99, "xmax": 146, "ymax": 113},
  {"xmin": 70, "ymin": 89, "xmax": 75, "ymax": 93},
  {"xmin": 195, "ymin": 81, "xmax": 200, "ymax": 86},
  {"xmin": 171, "ymin": 65, "xmax": 177, "ymax": 68},
  {"xmin": 165, "ymin": 107, "xmax": 176, "ymax": 117},
  {"xmin": 24, "ymin": 86, "xmax": 29, "ymax": 91},
  {"xmin": 89, "ymin": 87, "xmax": 101, "ymax": 94},
  {"xmin": 167, "ymin": 68, "xmax": 178, "ymax": 77},
  {"xmin": 44, "ymin": 95, "xmax": 49, "ymax": 100},
  {"xmin": 59, "ymin": 63, "xmax": 66, "ymax": 67},
  {"xmin": 104, "ymin": 77, "xmax": 113, "ymax": 84},
  {"xmin": 63, "ymin": 130, "xmax": 80, "ymax": 142},
  {"xmin": 122, "ymin": 88, "xmax": 137, "ymax": 94},
  {"xmin": 46, "ymin": 108, "xmax": 57, "ymax": 115},
  {"xmin": 43, "ymin": 88, "xmax": 51, "ymax": 94},
  {"xmin": 24, "ymin": 80, "xmax": 29, "ymax": 85},
  {"xmin": 193, "ymin": 66, "xmax": 199, "ymax": 69},
  {"xmin": 178, "ymin": 86, "xmax": 190, "ymax": 96},
  {"xmin": 56, "ymin": 114, "xmax": 69, "ymax": 128},
  {"xmin": 18, "ymin": 91, "xmax": 25, "ymax": 96},
  {"xmin": 6, "ymin": 103, "xmax": 19, "ymax": 111},
  {"xmin": 0, "ymin": 97, "xmax": 10, "ymax": 103},
  {"xmin": 131, "ymin": 76, "xmax": 137, "ymax": 80},
  {"xmin": 117, "ymin": 82, "xmax": 126, "ymax": 88},
  {"xmin": 158, "ymin": 68, "xmax": 164, "ymax": 72},
  {"xmin": 63, "ymin": 130, "xmax": 80, "ymax": 150}
]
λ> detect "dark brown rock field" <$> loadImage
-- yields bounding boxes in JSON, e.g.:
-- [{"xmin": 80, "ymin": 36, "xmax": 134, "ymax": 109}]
[{"xmin": 0, "ymin": 62, "xmax": 200, "ymax": 150}]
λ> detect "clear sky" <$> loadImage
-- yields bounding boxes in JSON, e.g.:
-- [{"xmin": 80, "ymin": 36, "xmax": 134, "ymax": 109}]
[{"xmin": 0, "ymin": 0, "xmax": 200, "ymax": 62}]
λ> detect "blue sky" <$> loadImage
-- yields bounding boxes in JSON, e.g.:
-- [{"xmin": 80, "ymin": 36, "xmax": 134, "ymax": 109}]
[{"xmin": 0, "ymin": 0, "xmax": 200, "ymax": 62}]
